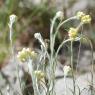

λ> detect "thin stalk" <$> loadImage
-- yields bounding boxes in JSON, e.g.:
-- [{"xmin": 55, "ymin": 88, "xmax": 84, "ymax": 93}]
[
  {"xmin": 76, "ymin": 22, "xmax": 83, "ymax": 30},
  {"xmin": 82, "ymin": 35, "xmax": 94, "ymax": 95},
  {"xmin": 76, "ymin": 25, "xmax": 83, "ymax": 74},
  {"xmin": 9, "ymin": 25, "xmax": 23, "ymax": 95},
  {"xmin": 50, "ymin": 16, "xmax": 57, "ymax": 58},
  {"xmin": 64, "ymin": 76, "xmax": 67, "ymax": 95},
  {"xmin": 49, "ymin": 15, "xmax": 58, "ymax": 95},
  {"xmin": 55, "ymin": 39, "xmax": 71, "ymax": 58},
  {"xmin": 9, "ymin": 27, "xmax": 13, "ymax": 56},
  {"xmin": 70, "ymin": 41, "xmax": 76, "ymax": 95},
  {"xmin": 89, "ymin": 24, "xmax": 94, "ymax": 95},
  {"xmin": 35, "ymin": 78, "xmax": 40, "ymax": 95},
  {"xmin": 27, "ymin": 59, "xmax": 38, "ymax": 95}
]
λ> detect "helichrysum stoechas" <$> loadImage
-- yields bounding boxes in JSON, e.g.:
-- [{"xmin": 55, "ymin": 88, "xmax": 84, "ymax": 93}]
[
  {"xmin": 17, "ymin": 48, "xmax": 37, "ymax": 62},
  {"xmin": 68, "ymin": 27, "xmax": 78, "ymax": 39},
  {"xmin": 63, "ymin": 65, "xmax": 71, "ymax": 76},
  {"xmin": 76, "ymin": 11, "xmax": 91, "ymax": 24},
  {"xmin": 34, "ymin": 70, "xmax": 45, "ymax": 80}
]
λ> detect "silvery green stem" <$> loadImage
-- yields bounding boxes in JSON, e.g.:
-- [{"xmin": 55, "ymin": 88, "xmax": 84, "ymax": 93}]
[
  {"xmin": 35, "ymin": 78, "xmax": 40, "ymax": 95},
  {"xmin": 28, "ymin": 59, "xmax": 40, "ymax": 95},
  {"xmin": 9, "ymin": 25, "xmax": 14, "ymax": 56},
  {"xmin": 50, "ymin": 15, "xmax": 58, "ymax": 57},
  {"xmin": 76, "ymin": 24, "xmax": 83, "ymax": 74},
  {"xmin": 49, "ymin": 15, "xmax": 58, "ymax": 95},
  {"xmin": 76, "ymin": 40, "xmax": 81, "ymax": 74},
  {"xmin": 64, "ymin": 76, "xmax": 67, "ymax": 95},
  {"xmin": 9, "ymin": 18, "xmax": 23, "ymax": 95},
  {"xmin": 70, "ymin": 41, "xmax": 76, "ymax": 95},
  {"xmin": 76, "ymin": 22, "xmax": 83, "ymax": 30},
  {"xmin": 6, "ymin": 85, "xmax": 10, "ymax": 95},
  {"xmin": 55, "ymin": 39, "xmax": 71, "ymax": 58}
]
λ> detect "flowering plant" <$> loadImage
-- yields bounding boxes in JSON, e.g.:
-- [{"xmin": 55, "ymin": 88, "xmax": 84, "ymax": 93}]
[{"xmin": 7, "ymin": 11, "xmax": 93, "ymax": 95}]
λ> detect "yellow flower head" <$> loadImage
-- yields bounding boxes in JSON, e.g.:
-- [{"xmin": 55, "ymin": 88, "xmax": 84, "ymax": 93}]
[
  {"xmin": 17, "ymin": 48, "xmax": 37, "ymax": 62},
  {"xmin": 81, "ymin": 15, "xmax": 91, "ymax": 24},
  {"xmin": 76, "ymin": 11, "xmax": 85, "ymax": 19},
  {"xmin": 68, "ymin": 27, "xmax": 78, "ymax": 39},
  {"xmin": 34, "ymin": 70, "xmax": 45, "ymax": 80}
]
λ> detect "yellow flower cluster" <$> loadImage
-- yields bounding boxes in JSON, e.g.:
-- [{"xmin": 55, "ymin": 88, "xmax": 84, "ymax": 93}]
[
  {"xmin": 17, "ymin": 48, "xmax": 37, "ymax": 62},
  {"xmin": 81, "ymin": 15, "xmax": 91, "ymax": 24},
  {"xmin": 34, "ymin": 70, "xmax": 45, "ymax": 80},
  {"xmin": 68, "ymin": 27, "xmax": 78, "ymax": 39},
  {"xmin": 76, "ymin": 11, "xmax": 85, "ymax": 19},
  {"xmin": 76, "ymin": 11, "xmax": 91, "ymax": 24}
]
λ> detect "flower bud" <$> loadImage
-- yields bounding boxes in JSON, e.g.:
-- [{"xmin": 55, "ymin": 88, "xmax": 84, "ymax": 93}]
[
  {"xmin": 34, "ymin": 33, "xmax": 42, "ymax": 40},
  {"xmin": 63, "ymin": 65, "xmax": 71, "ymax": 76},
  {"xmin": 56, "ymin": 11, "xmax": 64, "ymax": 20},
  {"xmin": 9, "ymin": 14, "xmax": 17, "ymax": 27}
]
